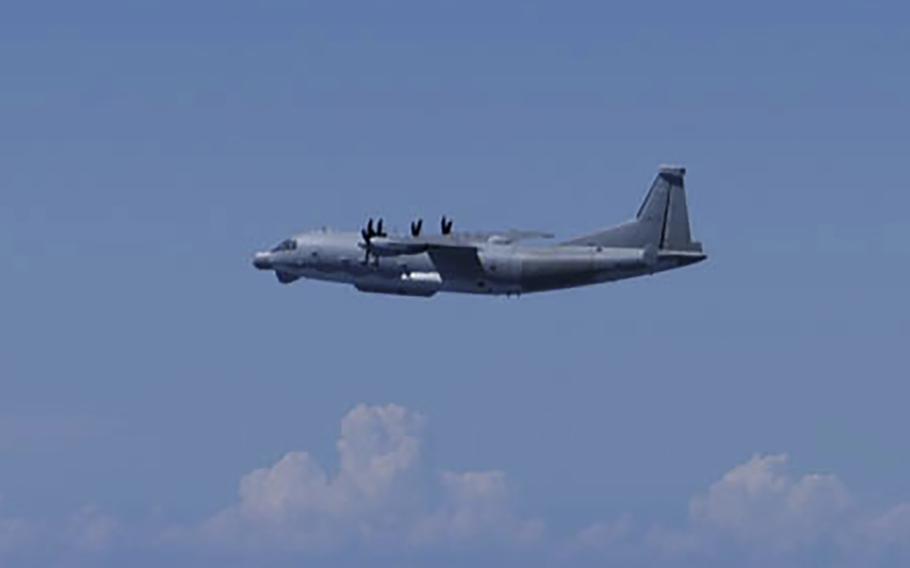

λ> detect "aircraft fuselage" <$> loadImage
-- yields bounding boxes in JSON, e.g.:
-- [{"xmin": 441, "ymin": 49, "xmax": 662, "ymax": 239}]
[
  {"xmin": 252, "ymin": 166, "xmax": 707, "ymax": 297},
  {"xmin": 252, "ymin": 230, "xmax": 705, "ymax": 296}
]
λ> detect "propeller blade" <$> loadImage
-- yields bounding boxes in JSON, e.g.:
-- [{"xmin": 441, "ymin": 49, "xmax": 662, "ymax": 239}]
[
  {"xmin": 376, "ymin": 218, "xmax": 384, "ymax": 237},
  {"xmin": 367, "ymin": 218, "xmax": 374, "ymax": 237},
  {"xmin": 411, "ymin": 218, "xmax": 423, "ymax": 237}
]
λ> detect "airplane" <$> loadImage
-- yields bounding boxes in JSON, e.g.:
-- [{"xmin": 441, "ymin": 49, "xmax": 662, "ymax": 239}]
[{"xmin": 251, "ymin": 165, "xmax": 706, "ymax": 296}]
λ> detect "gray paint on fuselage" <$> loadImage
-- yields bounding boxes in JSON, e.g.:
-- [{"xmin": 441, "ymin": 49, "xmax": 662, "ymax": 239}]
[
  {"xmin": 252, "ymin": 166, "xmax": 707, "ymax": 296},
  {"xmin": 261, "ymin": 230, "xmax": 699, "ymax": 296}
]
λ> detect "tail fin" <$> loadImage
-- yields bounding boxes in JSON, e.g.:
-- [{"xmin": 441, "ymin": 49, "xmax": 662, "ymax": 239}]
[{"xmin": 563, "ymin": 165, "xmax": 702, "ymax": 252}]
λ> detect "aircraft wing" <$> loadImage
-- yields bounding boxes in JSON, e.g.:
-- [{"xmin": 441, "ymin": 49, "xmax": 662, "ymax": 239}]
[
  {"xmin": 485, "ymin": 229, "xmax": 555, "ymax": 244},
  {"xmin": 367, "ymin": 235, "xmax": 486, "ymax": 280},
  {"xmin": 365, "ymin": 227, "xmax": 548, "ymax": 281},
  {"xmin": 368, "ymin": 234, "xmax": 476, "ymax": 255},
  {"xmin": 425, "ymin": 245, "xmax": 486, "ymax": 281},
  {"xmin": 441, "ymin": 229, "xmax": 554, "ymax": 244},
  {"xmin": 369, "ymin": 230, "xmax": 552, "ymax": 253}
]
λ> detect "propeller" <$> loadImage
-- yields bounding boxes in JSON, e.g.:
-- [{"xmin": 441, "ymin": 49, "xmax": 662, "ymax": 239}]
[
  {"xmin": 360, "ymin": 217, "xmax": 380, "ymax": 264},
  {"xmin": 410, "ymin": 218, "xmax": 423, "ymax": 237},
  {"xmin": 360, "ymin": 219, "xmax": 372, "ymax": 245},
  {"xmin": 441, "ymin": 215, "xmax": 454, "ymax": 235}
]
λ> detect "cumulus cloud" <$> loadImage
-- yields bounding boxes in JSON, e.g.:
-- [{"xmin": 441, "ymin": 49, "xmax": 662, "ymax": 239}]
[
  {"xmin": 851, "ymin": 502, "xmax": 910, "ymax": 564},
  {"xmin": 65, "ymin": 506, "xmax": 119, "ymax": 552},
  {"xmin": 572, "ymin": 517, "xmax": 634, "ymax": 551},
  {"xmin": 863, "ymin": 503, "xmax": 910, "ymax": 544},
  {"xmin": 5, "ymin": 408, "xmax": 910, "ymax": 566},
  {"xmin": 686, "ymin": 453, "xmax": 852, "ymax": 551},
  {"xmin": 411, "ymin": 470, "xmax": 544, "ymax": 546},
  {"xmin": 198, "ymin": 404, "xmax": 542, "ymax": 552},
  {"xmin": 0, "ymin": 500, "xmax": 119, "ymax": 565},
  {"xmin": 573, "ymin": 453, "xmax": 910, "ymax": 567},
  {"xmin": 0, "ymin": 516, "xmax": 34, "ymax": 553},
  {"xmin": 0, "ymin": 497, "xmax": 36, "ymax": 557}
]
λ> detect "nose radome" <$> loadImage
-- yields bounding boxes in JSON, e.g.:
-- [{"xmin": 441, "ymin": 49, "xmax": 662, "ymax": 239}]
[{"xmin": 252, "ymin": 252, "xmax": 272, "ymax": 270}]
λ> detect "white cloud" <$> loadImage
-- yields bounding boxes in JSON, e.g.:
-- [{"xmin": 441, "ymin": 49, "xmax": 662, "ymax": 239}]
[
  {"xmin": 852, "ymin": 502, "xmax": 910, "ymax": 564},
  {"xmin": 65, "ymin": 506, "xmax": 119, "ymax": 552},
  {"xmin": 686, "ymin": 453, "xmax": 851, "ymax": 551},
  {"xmin": 411, "ymin": 470, "xmax": 544, "ymax": 546},
  {"xmin": 198, "ymin": 403, "xmax": 542, "ymax": 552},
  {"xmin": 0, "ymin": 517, "xmax": 34, "ymax": 554},
  {"xmin": 5, "ymin": 407, "xmax": 910, "ymax": 566},
  {"xmin": 574, "ymin": 453, "xmax": 910, "ymax": 567},
  {"xmin": 0, "ymin": 496, "xmax": 35, "ymax": 555},
  {"xmin": 572, "ymin": 517, "xmax": 633, "ymax": 551},
  {"xmin": 863, "ymin": 503, "xmax": 910, "ymax": 545},
  {"xmin": 0, "ymin": 500, "xmax": 118, "ymax": 563}
]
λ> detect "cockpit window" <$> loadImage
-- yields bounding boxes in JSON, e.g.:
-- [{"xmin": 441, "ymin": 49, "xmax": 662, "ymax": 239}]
[{"xmin": 270, "ymin": 239, "xmax": 297, "ymax": 252}]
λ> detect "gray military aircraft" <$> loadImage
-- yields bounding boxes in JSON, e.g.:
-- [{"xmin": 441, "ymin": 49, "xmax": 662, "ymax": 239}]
[{"xmin": 252, "ymin": 166, "xmax": 706, "ymax": 296}]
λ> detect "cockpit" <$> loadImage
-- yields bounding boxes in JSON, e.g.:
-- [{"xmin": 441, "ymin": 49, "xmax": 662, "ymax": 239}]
[{"xmin": 270, "ymin": 238, "xmax": 298, "ymax": 253}]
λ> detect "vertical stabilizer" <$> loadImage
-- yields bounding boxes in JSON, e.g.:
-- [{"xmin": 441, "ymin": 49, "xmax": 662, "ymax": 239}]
[
  {"xmin": 562, "ymin": 165, "xmax": 702, "ymax": 252},
  {"xmin": 656, "ymin": 166, "xmax": 701, "ymax": 252}
]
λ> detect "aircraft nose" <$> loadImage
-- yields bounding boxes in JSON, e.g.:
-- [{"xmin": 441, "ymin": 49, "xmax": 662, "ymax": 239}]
[{"xmin": 252, "ymin": 252, "xmax": 272, "ymax": 270}]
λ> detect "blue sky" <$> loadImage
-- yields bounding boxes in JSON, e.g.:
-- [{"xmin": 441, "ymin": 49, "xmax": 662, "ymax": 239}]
[{"xmin": 1, "ymin": 1, "xmax": 909, "ymax": 566}]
